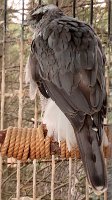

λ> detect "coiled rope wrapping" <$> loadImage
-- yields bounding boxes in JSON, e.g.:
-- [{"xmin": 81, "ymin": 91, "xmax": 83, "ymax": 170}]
[
  {"xmin": 1, "ymin": 125, "xmax": 80, "ymax": 162},
  {"xmin": 0, "ymin": 125, "xmax": 110, "ymax": 161}
]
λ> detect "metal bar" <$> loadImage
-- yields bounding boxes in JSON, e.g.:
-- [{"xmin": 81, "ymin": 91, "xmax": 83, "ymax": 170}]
[
  {"xmin": 73, "ymin": 0, "xmax": 76, "ymax": 18},
  {"xmin": 90, "ymin": 0, "xmax": 93, "ymax": 25}
]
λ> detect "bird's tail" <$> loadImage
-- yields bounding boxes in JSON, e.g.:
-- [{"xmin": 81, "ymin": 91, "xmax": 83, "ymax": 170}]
[{"xmin": 73, "ymin": 116, "xmax": 107, "ymax": 194}]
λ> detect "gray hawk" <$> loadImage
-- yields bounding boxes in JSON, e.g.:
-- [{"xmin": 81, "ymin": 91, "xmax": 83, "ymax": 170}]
[{"xmin": 27, "ymin": 4, "xmax": 107, "ymax": 193}]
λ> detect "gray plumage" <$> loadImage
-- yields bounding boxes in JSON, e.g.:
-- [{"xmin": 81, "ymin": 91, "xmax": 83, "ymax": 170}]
[{"xmin": 28, "ymin": 4, "xmax": 107, "ymax": 193}]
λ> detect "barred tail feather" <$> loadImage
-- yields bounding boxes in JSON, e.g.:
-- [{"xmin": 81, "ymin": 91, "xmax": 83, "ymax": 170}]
[{"xmin": 73, "ymin": 121, "xmax": 107, "ymax": 194}]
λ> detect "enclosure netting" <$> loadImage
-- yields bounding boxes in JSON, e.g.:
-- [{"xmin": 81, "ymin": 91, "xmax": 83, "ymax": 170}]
[{"xmin": 0, "ymin": 0, "xmax": 112, "ymax": 199}]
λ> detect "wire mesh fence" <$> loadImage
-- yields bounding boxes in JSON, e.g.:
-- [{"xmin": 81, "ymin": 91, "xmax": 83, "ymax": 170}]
[{"xmin": 0, "ymin": 0, "xmax": 112, "ymax": 199}]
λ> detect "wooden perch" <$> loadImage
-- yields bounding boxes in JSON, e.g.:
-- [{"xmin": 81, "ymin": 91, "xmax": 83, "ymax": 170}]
[{"xmin": 0, "ymin": 124, "xmax": 112, "ymax": 161}]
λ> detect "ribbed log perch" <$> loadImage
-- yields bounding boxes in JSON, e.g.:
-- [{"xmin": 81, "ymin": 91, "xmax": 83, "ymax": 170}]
[{"xmin": 0, "ymin": 124, "xmax": 112, "ymax": 162}]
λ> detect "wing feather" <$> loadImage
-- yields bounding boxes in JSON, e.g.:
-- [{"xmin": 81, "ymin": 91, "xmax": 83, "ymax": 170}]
[{"xmin": 32, "ymin": 15, "xmax": 106, "ymax": 125}]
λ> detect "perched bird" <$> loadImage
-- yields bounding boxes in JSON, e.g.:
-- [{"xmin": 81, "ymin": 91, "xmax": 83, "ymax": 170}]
[{"xmin": 26, "ymin": 4, "xmax": 107, "ymax": 193}]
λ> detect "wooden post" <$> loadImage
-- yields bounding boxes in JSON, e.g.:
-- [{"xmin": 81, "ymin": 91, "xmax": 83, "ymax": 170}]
[
  {"xmin": 0, "ymin": 0, "xmax": 7, "ymax": 199},
  {"xmin": 33, "ymin": 159, "xmax": 36, "ymax": 200},
  {"xmin": 86, "ymin": 178, "xmax": 89, "ymax": 200},
  {"xmin": 72, "ymin": 154, "xmax": 77, "ymax": 199},
  {"xmin": 102, "ymin": 3, "xmax": 112, "ymax": 199},
  {"xmin": 0, "ymin": 155, "xmax": 2, "ymax": 200},
  {"xmin": 33, "ymin": 97, "xmax": 38, "ymax": 200},
  {"xmin": 68, "ymin": 157, "xmax": 72, "ymax": 200},
  {"xmin": 16, "ymin": 0, "xmax": 24, "ymax": 199},
  {"xmin": 51, "ymin": 155, "xmax": 55, "ymax": 200},
  {"xmin": 1, "ymin": 1, "xmax": 7, "ymax": 130},
  {"xmin": 16, "ymin": 161, "xmax": 21, "ymax": 200},
  {"xmin": 104, "ymin": 47, "xmax": 111, "ymax": 200}
]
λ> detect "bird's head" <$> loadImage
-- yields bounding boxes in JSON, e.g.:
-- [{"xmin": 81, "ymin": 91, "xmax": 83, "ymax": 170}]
[{"xmin": 28, "ymin": 4, "xmax": 61, "ymax": 30}]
